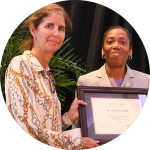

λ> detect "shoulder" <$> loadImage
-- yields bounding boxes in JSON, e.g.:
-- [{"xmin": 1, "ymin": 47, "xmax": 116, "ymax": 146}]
[
  {"xmin": 7, "ymin": 52, "xmax": 31, "ymax": 73},
  {"xmin": 11, "ymin": 54, "xmax": 26, "ymax": 63},
  {"xmin": 80, "ymin": 69, "xmax": 100, "ymax": 79},
  {"xmin": 77, "ymin": 67, "xmax": 103, "ymax": 86},
  {"xmin": 126, "ymin": 66, "xmax": 150, "ymax": 88},
  {"xmin": 127, "ymin": 64, "xmax": 150, "ymax": 78},
  {"xmin": 131, "ymin": 69, "xmax": 150, "ymax": 80},
  {"xmin": 10, "ymin": 50, "xmax": 32, "ymax": 64},
  {"xmin": 78, "ymin": 67, "xmax": 102, "ymax": 82},
  {"xmin": 78, "ymin": 64, "xmax": 105, "ymax": 80},
  {"xmin": 126, "ymin": 64, "xmax": 149, "ymax": 78}
]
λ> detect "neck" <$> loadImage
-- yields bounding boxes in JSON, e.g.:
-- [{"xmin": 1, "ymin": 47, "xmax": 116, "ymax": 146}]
[
  {"xmin": 31, "ymin": 47, "xmax": 53, "ymax": 70},
  {"xmin": 106, "ymin": 64, "xmax": 126, "ymax": 80}
]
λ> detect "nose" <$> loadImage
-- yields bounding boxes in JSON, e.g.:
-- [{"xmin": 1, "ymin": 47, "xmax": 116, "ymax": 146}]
[
  {"xmin": 52, "ymin": 28, "xmax": 59, "ymax": 38},
  {"xmin": 112, "ymin": 42, "xmax": 120, "ymax": 49},
  {"xmin": 53, "ymin": 34, "xmax": 58, "ymax": 38}
]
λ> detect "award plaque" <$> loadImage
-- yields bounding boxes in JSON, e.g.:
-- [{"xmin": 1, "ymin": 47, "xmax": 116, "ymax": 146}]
[{"xmin": 77, "ymin": 86, "xmax": 148, "ymax": 145}]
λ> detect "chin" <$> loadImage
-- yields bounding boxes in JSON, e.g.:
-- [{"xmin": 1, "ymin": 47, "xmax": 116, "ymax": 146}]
[
  {"xmin": 47, "ymin": 46, "xmax": 59, "ymax": 53},
  {"xmin": 108, "ymin": 62, "xmax": 125, "ymax": 68}
]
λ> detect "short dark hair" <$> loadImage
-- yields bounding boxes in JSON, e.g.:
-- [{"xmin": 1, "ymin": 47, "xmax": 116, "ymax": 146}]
[{"xmin": 102, "ymin": 26, "xmax": 133, "ymax": 48}]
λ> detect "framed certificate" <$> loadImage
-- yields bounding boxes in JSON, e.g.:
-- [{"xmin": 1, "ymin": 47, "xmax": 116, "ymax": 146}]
[{"xmin": 77, "ymin": 86, "xmax": 148, "ymax": 145}]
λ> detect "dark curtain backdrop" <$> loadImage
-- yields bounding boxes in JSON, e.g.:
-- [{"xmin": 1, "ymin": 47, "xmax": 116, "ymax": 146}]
[
  {"xmin": 57, "ymin": 0, "xmax": 149, "ymax": 74},
  {"xmin": 56, "ymin": 1, "xmax": 149, "ymax": 115}
]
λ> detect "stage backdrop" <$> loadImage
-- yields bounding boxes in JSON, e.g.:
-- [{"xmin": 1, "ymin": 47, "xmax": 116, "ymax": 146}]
[{"xmin": 57, "ymin": 0, "xmax": 149, "ymax": 74}]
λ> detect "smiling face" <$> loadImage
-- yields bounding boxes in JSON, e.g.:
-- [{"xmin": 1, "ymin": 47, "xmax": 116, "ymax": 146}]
[
  {"xmin": 102, "ymin": 28, "xmax": 132, "ymax": 68},
  {"xmin": 30, "ymin": 11, "xmax": 66, "ymax": 54}
]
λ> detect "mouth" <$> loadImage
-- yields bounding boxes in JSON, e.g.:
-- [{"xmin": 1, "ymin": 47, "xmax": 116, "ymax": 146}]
[
  {"xmin": 111, "ymin": 51, "xmax": 121, "ymax": 57},
  {"xmin": 48, "ymin": 40, "xmax": 59, "ymax": 44}
]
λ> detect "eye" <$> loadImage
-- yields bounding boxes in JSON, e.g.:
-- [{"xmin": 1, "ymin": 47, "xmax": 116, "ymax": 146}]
[
  {"xmin": 46, "ymin": 24, "xmax": 51, "ymax": 28},
  {"xmin": 107, "ymin": 40, "xmax": 113, "ymax": 44},
  {"xmin": 46, "ymin": 23, "xmax": 53, "ymax": 28},
  {"xmin": 59, "ymin": 26, "xmax": 65, "ymax": 32},
  {"xmin": 121, "ymin": 40, "xmax": 127, "ymax": 44}
]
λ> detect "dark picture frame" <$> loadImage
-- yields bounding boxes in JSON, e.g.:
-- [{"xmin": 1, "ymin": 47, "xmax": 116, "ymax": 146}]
[{"xmin": 77, "ymin": 86, "xmax": 148, "ymax": 145}]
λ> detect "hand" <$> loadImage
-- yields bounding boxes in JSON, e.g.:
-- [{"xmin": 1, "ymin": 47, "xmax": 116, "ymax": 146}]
[
  {"xmin": 81, "ymin": 137, "xmax": 99, "ymax": 149},
  {"xmin": 67, "ymin": 98, "xmax": 87, "ymax": 122}
]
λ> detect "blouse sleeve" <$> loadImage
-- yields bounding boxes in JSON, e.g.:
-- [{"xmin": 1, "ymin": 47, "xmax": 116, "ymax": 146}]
[
  {"xmin": 61, "ymin": 112, "xmax": 74, "ymax": 131},
  {"xmin": 5, "ymin": 58, "xmax": 82, "ymax": 150}
]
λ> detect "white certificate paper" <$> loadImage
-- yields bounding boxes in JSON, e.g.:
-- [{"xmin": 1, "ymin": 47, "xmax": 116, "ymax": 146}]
[{"xmin": 91, "ymin": 97, "xmax": 141, "ymax": 135}]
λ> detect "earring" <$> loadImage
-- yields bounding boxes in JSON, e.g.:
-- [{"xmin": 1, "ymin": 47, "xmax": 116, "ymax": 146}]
[
  {"xmin": 129, "ymin": 56, "xmax": 132, "ymax": 60},
  {"xmin": 102, "ymin": 55, "xmax": 105, "ymax": 59},
  {"xmin": 33, "ymin": 36, "xmax": 35, "ymax": 39}
]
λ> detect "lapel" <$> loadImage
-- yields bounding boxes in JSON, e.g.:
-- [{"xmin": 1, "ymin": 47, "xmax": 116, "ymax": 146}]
[
  {"xmin": 95, "ymin": 64, "xmax": 135, "ymax": 88},
  {"xmin": 121, "ymin": 64, "xmax": 134, "ymax": 88},
  {"xmin": 96, "ymin": 64, "xmax": 112, "ymax": 87}
]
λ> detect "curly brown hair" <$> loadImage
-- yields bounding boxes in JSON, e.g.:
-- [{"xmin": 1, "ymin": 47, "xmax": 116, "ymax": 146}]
[{"xmin": 20, "ymin": 3, "xmax": 72, "ymax": 51}]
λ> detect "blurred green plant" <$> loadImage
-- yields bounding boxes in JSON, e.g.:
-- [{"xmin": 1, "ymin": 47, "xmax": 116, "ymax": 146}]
[{"xmin": 0, "ymin": 25, "xmax": 86, "ymax": 110}]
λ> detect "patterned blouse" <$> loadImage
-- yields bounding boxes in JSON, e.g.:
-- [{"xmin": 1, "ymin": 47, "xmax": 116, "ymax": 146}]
[{"xmin": 5, "ymin": 50, "xmax": 82, "ymax": 149}]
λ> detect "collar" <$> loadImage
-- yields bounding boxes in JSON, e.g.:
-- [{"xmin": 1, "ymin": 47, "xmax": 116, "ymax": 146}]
[
  {"xmin": 125, "ymin": 64, "xmax": 135, "ymax": 78},
  {"xmin": 23, "ymin": 50, "xmax": 50, "ymax": 72},
  {"xmin": 96, "ymin": 63, "xmax": 107, "ymax": 78},
  {"xmin": 96, "ymin": 63, "xmax": 134, "ymax": 87},
  {"xmin": 96, "ymin": 63, "xmax": 135, "ymax": 78}
]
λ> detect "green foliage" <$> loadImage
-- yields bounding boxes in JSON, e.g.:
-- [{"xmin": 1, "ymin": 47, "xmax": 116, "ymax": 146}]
[
  {"xmin": 51, "ymin": 38, "xmax": 86, "ymax": 105},
  {"xmin": 0, "ymin": 26, "xmax": 86, "ymax": 109},
  {"xmin": 0, "ymin": 26, "xmax": 30, "ymax": 95}
]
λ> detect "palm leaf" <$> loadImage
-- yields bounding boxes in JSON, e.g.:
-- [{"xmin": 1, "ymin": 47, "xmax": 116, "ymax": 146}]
[{"xmin": 0, "ymin": 24, "xmax": 86, "ymax": 111}]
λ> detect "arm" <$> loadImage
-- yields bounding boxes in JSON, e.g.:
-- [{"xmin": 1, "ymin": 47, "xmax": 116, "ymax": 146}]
[
  {"xmin": 77, "ymin": 76, "xmax": 83, "ymax": 86},
  {"xmin": 72, "ymin": 76, "xmax": 83, "ymax": 129},
  {"xmin": 61, "ymin": 112, "xmax": 74, "ymax": 131},
  {"xmin": 61, "ymin": 98, "xmax": 87, "ymax": 131},
  {"xmin": 5, "ymin": 58, "xmax": 82, "ymax": 149},
  {"xmin": 66, "ymin": 99, "xmax": 99, "ymax": 149},
  {"xmin": 75, "ymin": 76, "xmax": 83, "ymax": 98}
]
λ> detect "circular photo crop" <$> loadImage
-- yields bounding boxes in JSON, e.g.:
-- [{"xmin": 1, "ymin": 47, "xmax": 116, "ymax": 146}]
[{"xmin": 0, "ymin": 0, "xmax": 150, "ymax": 150}]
